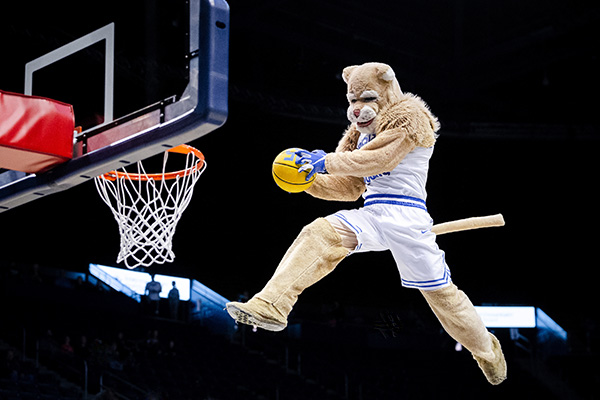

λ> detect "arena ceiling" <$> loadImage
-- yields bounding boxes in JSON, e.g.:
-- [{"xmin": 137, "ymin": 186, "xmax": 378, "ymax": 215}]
[{"xmin": 228, "ymin": 0, "xmax": 600, "ymax": 136}]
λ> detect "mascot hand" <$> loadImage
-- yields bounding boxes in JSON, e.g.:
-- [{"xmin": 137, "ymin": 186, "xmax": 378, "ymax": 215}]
[{"xmin": 296, "ymin": 149, "xmax": 328, "ymax": 181}]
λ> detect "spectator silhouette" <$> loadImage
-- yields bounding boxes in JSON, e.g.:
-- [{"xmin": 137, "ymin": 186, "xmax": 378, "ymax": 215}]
[
  {"xmin": 75, "ymin": 335, "xmax": 90, "ymax": 359},
  {"xmin": 144, "ymin": 275, "xmax": 162, "ymax": 315},
  {"xmin": 39, "ymin": 328, "xmax": 58, "ymax": 356},
  {"xmin": 61, "ymin": 335, "xmax": 74, "ymax": 354},
  {"xmin": 168, "ymin": 281, "xmax": 180, "ymax": 319}
]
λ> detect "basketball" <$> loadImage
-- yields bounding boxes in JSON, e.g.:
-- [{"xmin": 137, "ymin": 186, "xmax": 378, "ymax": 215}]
[{"xmin": 272, "ymin": 148, "xmax": 316, "ymax": 193}]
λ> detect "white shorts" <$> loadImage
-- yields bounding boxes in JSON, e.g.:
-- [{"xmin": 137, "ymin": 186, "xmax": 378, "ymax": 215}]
[{"xmin": 328, "ymin": 197, "xmax": 451, "ymax": 291}]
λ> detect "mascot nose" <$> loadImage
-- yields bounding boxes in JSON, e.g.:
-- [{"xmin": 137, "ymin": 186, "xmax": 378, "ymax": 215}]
[{"xmin": 353, "ymin": 109, "xmax": 361, "ymax": 118}]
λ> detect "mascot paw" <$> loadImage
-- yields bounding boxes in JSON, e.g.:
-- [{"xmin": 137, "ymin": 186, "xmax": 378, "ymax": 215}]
[
  {"xmin": 473, "ymin": 333, "xmax": 507, "ymax": 385},
  {"xmin": 226, "ymin": 298, "xmax": 288, "ymax": 332}
]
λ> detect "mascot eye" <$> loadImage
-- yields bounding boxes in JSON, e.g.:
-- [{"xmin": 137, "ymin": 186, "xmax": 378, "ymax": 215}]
[{"xmin": 363, "ymin": 97, "xmax": 377, "ymax": 102}]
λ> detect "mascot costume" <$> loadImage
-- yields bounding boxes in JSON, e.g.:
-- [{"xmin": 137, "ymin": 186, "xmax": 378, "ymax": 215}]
[{"xmin": 226, "ymin": 62, "xmax": 507, "ymax": 385}]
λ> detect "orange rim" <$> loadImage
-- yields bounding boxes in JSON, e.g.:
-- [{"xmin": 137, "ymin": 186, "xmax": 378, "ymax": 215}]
[{"xmin": 100, "ymin": 144, "xmax": 205, "ymax": 181}]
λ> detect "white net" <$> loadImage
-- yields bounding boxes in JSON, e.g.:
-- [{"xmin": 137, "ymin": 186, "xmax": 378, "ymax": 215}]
[{"xmin": 94, "ymin": 145, "xmax": 206, "ymax": 269}]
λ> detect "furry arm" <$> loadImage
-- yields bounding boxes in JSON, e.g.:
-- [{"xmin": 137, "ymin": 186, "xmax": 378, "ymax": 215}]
[
  {"xmin": 305, "ymin": 94, "xmax": 438, "ymax": 201},
  {"xmin": 305, "ymin": 127, "xmax": 366, "ymax": 201},
  {"xmin": 305, "ymin": 174, "xmax": 366, "ymax": 201},
  {"xmin": 305, "ymin": 126, "xmax": 414, "ymax": 201},
  {"xmin": 324, "ymin": 128, "xmax": 416, "ymax": 178},
  {"xmin": 324, "ymin": 95, "xmax": 438, "ymax": 178}
]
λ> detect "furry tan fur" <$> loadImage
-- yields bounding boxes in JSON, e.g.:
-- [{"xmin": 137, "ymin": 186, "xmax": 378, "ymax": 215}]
[
  {"xmin": 306, "ymin": 63, "xmax": 502, "ymax": 235},
  {"xmin": 227, "ymin": 62, "xmax": 507, "ymax": 385},
  {"xmin": 226, "ymin": 218, "xmax": 348, "ymax": 331},
  {"xmin": 421, "ymin": 284, "xmax": 507, "ymax": 384},
  {"xmin": 431, "ymin": 214, "xmax": 505, "ymax": 235},
  {"xmin": 474, "ymin": 334, "xmax": 508, "ymax": 385},
  {"xmin": 306, "ymin": 63, "xmax": 439, "ymax": 201}
]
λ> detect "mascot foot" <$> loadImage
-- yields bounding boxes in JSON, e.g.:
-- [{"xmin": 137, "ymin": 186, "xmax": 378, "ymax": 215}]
[
  {"xmin": 473, "ymin": 333, "xmax": 507, "ymax": 385},
  {"xmin": 226, "ymin": 218, "xmax": 348, "ymax": 333},
  {"xmin": 226, "ymin": 298, "xmax": 287, "ymax": 332}
]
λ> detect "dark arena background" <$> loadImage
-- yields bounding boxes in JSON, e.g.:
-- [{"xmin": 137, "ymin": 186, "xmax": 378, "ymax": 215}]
[{"xmin": 1, "ymin": 0, "xmax": 599, "ymax": 399}]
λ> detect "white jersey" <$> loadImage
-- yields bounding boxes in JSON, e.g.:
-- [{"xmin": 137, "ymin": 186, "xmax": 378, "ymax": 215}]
[
  {"xmin": 328, "ymin": 133, "xmax": 448, "ymax": 291},
  {"xmin": 357, "ymin": 133, "xmax": 432, "ymax": 209}
]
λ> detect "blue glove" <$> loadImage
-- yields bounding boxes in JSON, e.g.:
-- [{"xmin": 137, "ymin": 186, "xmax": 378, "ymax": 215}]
[{"xmin": 295, "ymin": 149, "xmax": 328, "ymax": 181}]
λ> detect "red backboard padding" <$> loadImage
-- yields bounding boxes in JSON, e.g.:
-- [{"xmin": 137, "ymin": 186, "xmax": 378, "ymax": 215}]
[{"xmin": 0, "ymin": 90, "xmax": 74, "ymax": 173}]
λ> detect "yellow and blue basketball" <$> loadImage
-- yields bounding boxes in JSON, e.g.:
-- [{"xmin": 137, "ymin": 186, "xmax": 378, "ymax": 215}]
[{"xmin": 272, "ymin": 148, "xmax": 315, "ymax": 193}]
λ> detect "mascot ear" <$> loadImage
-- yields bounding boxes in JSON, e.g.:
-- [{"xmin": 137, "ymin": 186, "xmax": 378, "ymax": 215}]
[
  {"xmin": 379, "ymin": 66, "xmax": 395, "ymax": 82},
  {"xmin": 378, "ymin": 65, "xmax": 403, "ymax": 96},
  {"xmin": 342, "ymin": 65, "xmax": 358, "ymax": 84}
]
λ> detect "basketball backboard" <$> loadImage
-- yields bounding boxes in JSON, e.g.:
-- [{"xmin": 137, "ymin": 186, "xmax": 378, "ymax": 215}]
[{"xmin": 0, "ymin": 0, "xmax": 229, "ymax": 212}]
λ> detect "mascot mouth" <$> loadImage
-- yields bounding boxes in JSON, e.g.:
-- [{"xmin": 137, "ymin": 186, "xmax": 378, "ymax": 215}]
[{"xmin": 357, "ymin": 118, "xmax": 374, "ymax": 128}]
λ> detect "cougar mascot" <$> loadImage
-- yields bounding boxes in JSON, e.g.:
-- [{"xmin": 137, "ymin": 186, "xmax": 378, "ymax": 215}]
[{"xmin": 227, "ymin": 62, "xmax": 507, "ymax": 385}]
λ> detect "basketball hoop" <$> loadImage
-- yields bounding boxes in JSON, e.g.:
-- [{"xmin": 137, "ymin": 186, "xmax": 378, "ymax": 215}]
[{"xmin": 94, "ymin": 144, "xmax": 206, "ymax": 269}]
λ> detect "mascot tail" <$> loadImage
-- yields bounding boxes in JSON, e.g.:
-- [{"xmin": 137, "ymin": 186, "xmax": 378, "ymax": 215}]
[{"xmin": 432, "ymin": 214, "xmax": 505, "ymax": 235}]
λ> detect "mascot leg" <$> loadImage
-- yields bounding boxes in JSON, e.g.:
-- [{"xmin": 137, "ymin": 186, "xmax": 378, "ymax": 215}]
[
  {"xmin": 421, "ymin": 284, "xmax": 507, "ymax": 385},
  {"xmin": 226, "ymin": 218, "xmax": 349, "ymax": 331}
]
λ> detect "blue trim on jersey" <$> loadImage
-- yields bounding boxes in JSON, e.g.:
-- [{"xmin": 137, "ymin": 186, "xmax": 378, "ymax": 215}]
[
  {"xmin": 364, "ymin": 200, "xmax": 428, "ymax": 211},
  {"xmin": 332, "ymin": 213, "xmax": 363, "ymax": 252},
  {"xmin": 332, "ymin": 213, "xmax": 362, "ymax": 234},
  {"xmin": 364, "ymin": 194, "xmax": 426, "ymax": 205},
  {"xmin": 401, "ymin": 265, "xmax": 451, "ymax": 289}
]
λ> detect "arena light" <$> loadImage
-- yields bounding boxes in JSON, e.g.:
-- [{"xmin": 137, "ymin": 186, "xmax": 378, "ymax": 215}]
[{"xmin": 474, "ymin": 306, "xmax": 537, "ymax": 328}]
